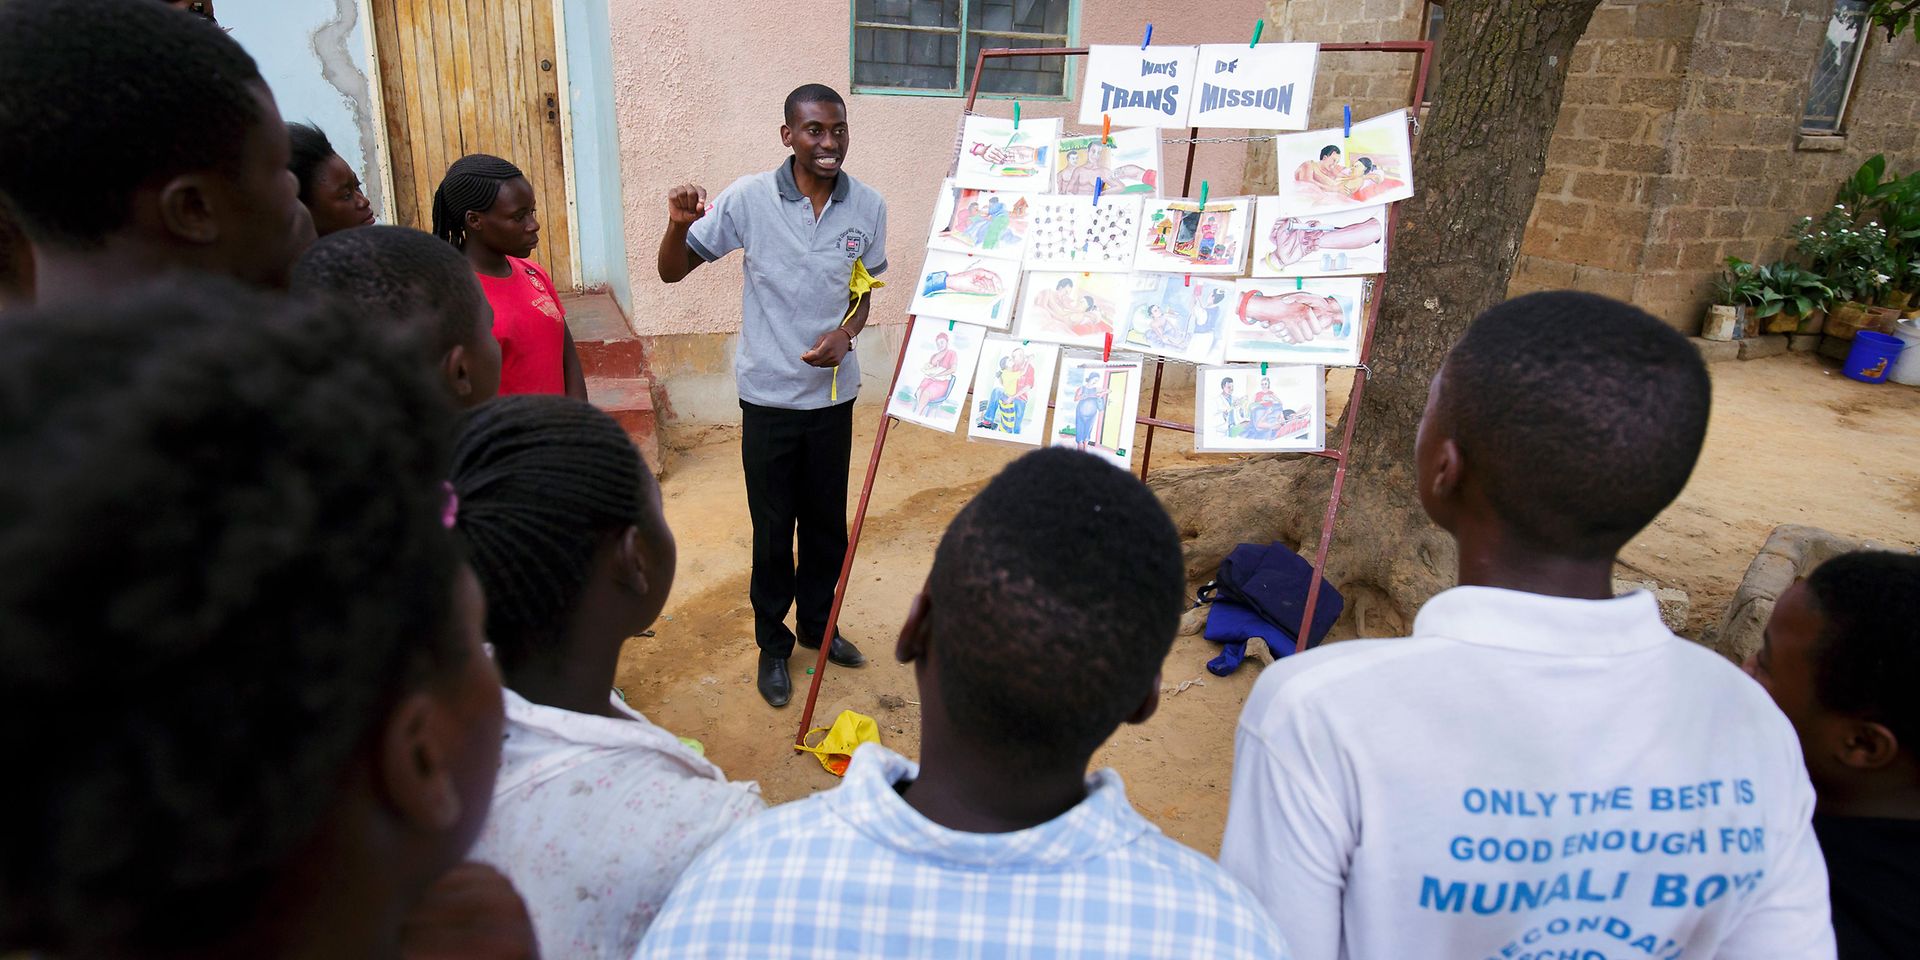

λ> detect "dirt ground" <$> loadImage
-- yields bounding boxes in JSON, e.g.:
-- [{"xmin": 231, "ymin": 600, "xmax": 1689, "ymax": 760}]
[{"xmin": 616, "ymin": 352, "xmax": 1920, "ymax": 853}]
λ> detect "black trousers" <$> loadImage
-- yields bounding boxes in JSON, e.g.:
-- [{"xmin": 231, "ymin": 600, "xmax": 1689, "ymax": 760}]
[{"xmin": 740, "ymin": 398, "xmax": 854, "ymax": 657}]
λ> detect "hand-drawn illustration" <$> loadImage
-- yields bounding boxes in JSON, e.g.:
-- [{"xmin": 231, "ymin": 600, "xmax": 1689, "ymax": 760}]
[
  {"xmin": 1133, "ymin": 196, "xmax": 1252, "ymax": 274},
  {"xmin": 886, "ymin": 319, "xmax": 988, "ymax": 434},
  {"xmin": 908, "ymin": 250, "xmax": 1022, "ymax": 330},
  {"xmin": 1224, "ymin": 277, "xmax": 1367, "ymax": 366},
  {"xmin": 1195, "ymin": 364, "xmax": 1325, "ymax": 452},
  {"xmin": 927, "ymin": 179, "xmax": 1035, "ymax": 259},
  {"xmin": 1014, "ymin": 271, "xmax": 1135, "ymax": 349},
  {"xmin": 1189, "ymin": 43, "xmax": 1318, "ymax": 130},
  {"xmin": 1078, "ymin": 44, "xmax": 1199, "ymax": 128},
  {"xmin": 967, "ymin": 337, "xmax": 1061, "ymax": 448},
  {"xmin": 1023, "ymin": 195, "xmax": 1143, "ymax": 272},
  {"xmin": 1053, "ymin": 127, "xmax": 1161, "ymax": 197},
  {"xmin": 1049, "ymin": 352, "xmax": 1145, "ymax": 470},
  {"xmin": 1118, "ymin": 273, "xmax": 1226, "ymax": 365},
  {"xmin": 1270, "ymin": 109, "xmax": 1415, "ymax": 216},
  {"xmin": 953, "ymin": 114, "xmax": 1060, "ymax": 193},
  {"xmin": 1251, "ymin": 200, "xmax": 1388, "ymax": 278}
]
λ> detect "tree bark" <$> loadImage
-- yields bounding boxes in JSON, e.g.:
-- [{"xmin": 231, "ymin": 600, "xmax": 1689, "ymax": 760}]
[{"xmin": 1153, "ymin": 0, "xmax": 1604, "ymax": 628}]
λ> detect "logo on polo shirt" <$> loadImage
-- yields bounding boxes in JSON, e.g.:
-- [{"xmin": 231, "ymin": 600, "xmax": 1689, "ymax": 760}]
[{"xmin": 836, "ymin": 228, "xmax": 870, "ymax": 261}]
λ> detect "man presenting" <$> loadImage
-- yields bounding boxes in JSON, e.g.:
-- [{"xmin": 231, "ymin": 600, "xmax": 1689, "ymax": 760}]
[{"xmin": 658, "ymin": 84, "xmax": 886, "ymax": 707}]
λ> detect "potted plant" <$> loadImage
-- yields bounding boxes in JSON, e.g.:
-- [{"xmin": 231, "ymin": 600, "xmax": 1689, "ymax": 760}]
[
  {"xmin": 1793, "ymin": 206, "xmax": 1895, "ymax": 339},
  {"xmin": 1704, "ymin": 258, "xmax": 1759, "ymax": 340},
  {"xmin": 1753, "ymin": 261, "xmax": 1832, "ymax": 335},
  {"xmin": 1872, "ymin": 170, "xmax": 1920, "ymax": 309}
]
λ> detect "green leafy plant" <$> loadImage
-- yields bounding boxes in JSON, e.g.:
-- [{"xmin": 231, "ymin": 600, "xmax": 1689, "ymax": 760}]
[
  {"xmin": 1866, "ymin": 0, "xmax": 1917, "ymax": 40},
  {"xmin": 1792, "ymin": 206, "xmax": 1895, "ymax": 304},
  {"xmin": 1750, "ymin": 261, "xmax": 1831, "ymax": 319},
  {"xmin": 1711, "ymin": 257, "xmax": 1766, "ymax": 308}
]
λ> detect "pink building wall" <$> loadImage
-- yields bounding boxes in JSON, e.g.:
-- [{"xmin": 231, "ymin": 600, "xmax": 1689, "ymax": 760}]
[{"xmin": 607, "ymin": 1, "xmax": 1269, "ymax": 339}]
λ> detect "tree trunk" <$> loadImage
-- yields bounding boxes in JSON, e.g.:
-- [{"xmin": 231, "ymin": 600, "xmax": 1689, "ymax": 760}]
[{"xmin": 1153, "ymin": 0, "xmax": 1603, "ymax": 630}]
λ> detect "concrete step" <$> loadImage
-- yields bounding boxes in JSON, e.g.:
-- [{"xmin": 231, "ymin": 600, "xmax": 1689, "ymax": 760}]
[
  {"xmin": 587, "ymin": 375, "xmax": 661, "ymax": 476},
  {"xmin": 563, "ymin": 291, "xmax": 647, "ymax": 379}
]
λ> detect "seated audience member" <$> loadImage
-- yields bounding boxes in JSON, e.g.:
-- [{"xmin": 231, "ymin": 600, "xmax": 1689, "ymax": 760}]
[
  {"xmin": 0, "ymin": 0, "xmax": 314, "ymax": 304},
  {"xmin": 452, "ymin": 395, "xmax": 762, "ymax": 958},
  {"xmin": 292, "ymin": 225, "xmax": 503, "ymax": 408},
  {"xmin": 1748, "ymin": 551, "xmax": 1920, "ymax": 960},
  {"xmin": 638, "ymin": 448, "xmax": 1291, "ymax": 959},
  {"xmin": 0, "ymin": 279, "xmax": 507, "ymax": 959},
  {"xmin": 1222, "ymin": 291, "xmax": 1833, "ymax": 959},
  {"xmin": 288, "ymin": 122, "xmax": 377, "ymax": 236}
]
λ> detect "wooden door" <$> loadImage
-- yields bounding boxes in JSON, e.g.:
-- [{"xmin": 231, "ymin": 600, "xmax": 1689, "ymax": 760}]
[{"xmin": 370, "ymin": 0, "xmax": 575, "ymax": 291}]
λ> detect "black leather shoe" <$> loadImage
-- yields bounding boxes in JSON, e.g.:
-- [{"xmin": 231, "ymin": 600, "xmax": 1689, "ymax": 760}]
[
  {"xmin": 757, "ymin": 654, "xmax": 791, "ymax": 707},
  {"xmin": 798, "ymin": 630, "xmax": 867, "ymax": 668}
]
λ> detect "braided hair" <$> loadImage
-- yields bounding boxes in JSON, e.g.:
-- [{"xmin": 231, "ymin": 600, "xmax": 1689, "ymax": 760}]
[
  {"xmin": 450, "ymin": 395, "xmax": 660, "ymax": 671},
  {"xmin": 431, "ymin": 154, "xmax": 524, "ymax": 250}
]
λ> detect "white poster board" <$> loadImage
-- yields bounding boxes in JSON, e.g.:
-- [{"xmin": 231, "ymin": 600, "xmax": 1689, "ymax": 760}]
[
  {"xmin": 1014, "ymin": 271, "xmax": 1135, "ymax": 350},
  {"xmin": 1050, "ymin": 351, "xmax": 1146, "ymax": 470},
  {"xmin": 908, "ymin": 250, "xmax": 1023, "ymax": 330},
  {"xmin": 1189, "ymin": 42, "xmax": 1318, "ymax": 130},
  {"xmin": 926, "ymin": 179, "xmax": 1036, "ymax": 260},
  {"xmin": 952, "ymin": 114, "xmax": 1061, "ymax": 193},
  {"xmin": 1078, "ymin": 44, "xmax": 1199, "ymax": 128},
  {"xmin": 1224, "ymin": 277, "xmax": 1367, "ymax": 366},
  {"xmin": 967, "ymin": 337, "xmax": 1060, "ymax": 448},
  {"xmin": 1133, "ymin": 196, "xmax": 1253, "ymax": 275},
  {"xmin": 1053, "ymin": 127, "xmax": 1162, "ymax": 197},
  {"xmin": 1270, "ymin": 109, "xmax": 1415, "ymax": 216},
  {"xmin": 1115, "ymin": 273, "xmax": 1227, "ymax": 365},
  {"xmin": 1250, "ymin": 201, "xmax": 1388, "ymax": 278},
  {"xmin": 886, "ymin": 319, "xmax": 988, "ymax": 434},
  {"xmin": 1195, "ymin": 364, "xmax": 1326, "ymax": 453},
  {"xmin": 1023, "ymin": 194, "xmax": 1143, "ymax": 272}
]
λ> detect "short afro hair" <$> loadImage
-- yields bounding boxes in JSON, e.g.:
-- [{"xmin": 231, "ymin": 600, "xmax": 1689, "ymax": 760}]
[
  {"xmin": 784, "ymin": 83, "xmax": 847, "ymax": 124},
  {"xmin": 287, "ymin": 121, "xmax": 338, "ymax": 205},
  {"xmin": 0, "ymin": 0, "xmax": 267, "ymax": 249},
  {"xmin": 925, "ymin": 448, "xmax": 1184, "ymax": 770},
  {"xmin": 0, "ymin": 276, "xmax": 465, "ymax": 955},
  {"xmin": 452, "ymin": 396, "xmax": 662, "ymax": 672},
  {"xmin": 1804, "ymin": 551, "xmax": 1920, "ymax": 755},
  {"xmin": 291, "ymin": 225, "xmax": 490, "ymax": 354},
  {"xmin": 1441, "ymin": 291, "xmax": 1710, "ymax": 558}
]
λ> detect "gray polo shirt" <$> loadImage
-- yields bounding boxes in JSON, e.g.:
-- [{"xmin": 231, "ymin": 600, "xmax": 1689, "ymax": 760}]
[{"xmin": 687, "ymin": 159, "xmax": 889, "ymax": 410}]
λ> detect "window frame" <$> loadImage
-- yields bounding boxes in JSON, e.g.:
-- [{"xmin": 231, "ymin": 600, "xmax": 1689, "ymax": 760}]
[
  {"xmin": 848, "ymin": 0, "xmax": 1081, "ymax": 101},
  {"xmin": 1798, "ymin": 0, "xmax": 1873, "ymax": 135}
]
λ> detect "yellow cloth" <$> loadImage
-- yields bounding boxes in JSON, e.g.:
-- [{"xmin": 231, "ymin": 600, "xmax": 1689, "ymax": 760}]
[
  {"xmin": 831, "ymin": 260, "xmax": 886, "ymax": 403},
  {"xmin": 794, "ymin": 709, "xmax": 881, "ymax": 777}
]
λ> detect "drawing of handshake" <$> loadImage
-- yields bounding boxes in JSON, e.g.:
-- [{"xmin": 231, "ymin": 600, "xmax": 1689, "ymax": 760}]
[
  {"xmin": 922, "ymin": 267, "xmax": 1004, "ymax": 296},
  {"xmin": 1237, "ymin": 291, "xmax": 1346, "ymax": 344}
]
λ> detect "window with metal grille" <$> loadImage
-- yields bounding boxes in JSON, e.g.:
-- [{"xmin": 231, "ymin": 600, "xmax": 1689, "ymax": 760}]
[
  {"xmin": 851, "ymin": 0, "xmax": 1077, "ymax": 98},
  {"xmin": 1800, "ymin": 0, "xmax": 1871, "ymax": 133}
]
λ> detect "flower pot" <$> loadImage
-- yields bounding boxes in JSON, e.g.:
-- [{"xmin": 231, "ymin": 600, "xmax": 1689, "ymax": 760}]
[
  {"xmin": 1796, "ymin": 308, "xmax": 1826, "ymax": 336},
  {"xmin": 1701, "ymin": 304, "xmax": 1741, "ymax": 341},
  {"xmin": 1825, "ymin": 300, "xmax": 1874, "ymax": 340},
  {"xmin": 1865, "ymin": 305, "xmax": 1901, "ymax": 335},
  {"xmin": 1878, "ymin": 288, "xmax": 1914, "ymax": 310},
  {"xmin": 1764, "ymin": 312, "xmax": 1800, "ymax": 335}
]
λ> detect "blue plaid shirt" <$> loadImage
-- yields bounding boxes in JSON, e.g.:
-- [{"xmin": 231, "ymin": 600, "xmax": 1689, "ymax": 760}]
[{"xmin": 634, "ymin": 744, "xmax": 1290, "ymax": 959}]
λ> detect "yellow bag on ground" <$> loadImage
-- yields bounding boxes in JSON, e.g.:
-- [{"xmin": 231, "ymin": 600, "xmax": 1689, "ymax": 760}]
[{"xmin": 795, "ymin": 709, "xmax": 881, "ymax": 777}]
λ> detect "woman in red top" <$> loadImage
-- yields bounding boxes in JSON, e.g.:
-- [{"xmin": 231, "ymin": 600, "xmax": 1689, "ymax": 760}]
[{"xmin": 432, "ymin": 154, "xmax": 586, "ymax": 399}]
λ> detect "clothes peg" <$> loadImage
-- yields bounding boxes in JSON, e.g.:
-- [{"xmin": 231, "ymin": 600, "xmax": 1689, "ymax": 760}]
[
  {"xmin": 1261, "ymin": 362, "xmax": 1268, "ymax": 375},
  {"xmin": 1093, "ymin": 178, "xmax": 1104, "ymax": 206},
  {"xmin": 1013, "ymin": 102, "xmax": 1021, "ymax": 129},
  {"xmin": 1344, "ymin": 105, "xmax": 1352, "ymax": 139},
  {"xmin": 1102, "ymin": 114, "xmax": 1112, "ymax": 146},
  {"xmin": 949, "ymin": 319, "xmax": 955, "ymax": 330},
  {"xmin": 1103, "ymin": 333, "xmax": 1113, "ymax": 361},
  {"xmin": 1142, "ymin": 23, "xmax": 1153, "ymax": 48},
  {"xmin": 1296, "ymin": 277, "xmax": 1304, "ymax": 290},
  {"xmin": 1250, "ymin": 18, "xmax": 1264, "ymax": 47},
  {"xmin": 1184, "ymin": 274, "xmax": 1191, "ymax": 287},
  {"xmin": 1198, "ymin": 181, "xmax": 1209, "ymax": 211}
]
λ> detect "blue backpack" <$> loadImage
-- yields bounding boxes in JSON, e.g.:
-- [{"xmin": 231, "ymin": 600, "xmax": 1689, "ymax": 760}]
[{"xmin": 1196, "ymin": 541, "xmax": 1344, "ymax": 676}]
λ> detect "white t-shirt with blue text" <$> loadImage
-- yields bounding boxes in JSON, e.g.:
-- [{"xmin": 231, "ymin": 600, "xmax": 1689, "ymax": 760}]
[{"xmin": 1222, "ymin": 586, "xmax": 1833, "ymax": 960}]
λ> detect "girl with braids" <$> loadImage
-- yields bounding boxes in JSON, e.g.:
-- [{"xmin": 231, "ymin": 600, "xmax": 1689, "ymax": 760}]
[
  {"xmin": 454, "ymin": 395, "xmax": 761, "ymax": 959},
  {"xmin": 433, "ymin": 154, "xmax": 586, "ymax": 400}
]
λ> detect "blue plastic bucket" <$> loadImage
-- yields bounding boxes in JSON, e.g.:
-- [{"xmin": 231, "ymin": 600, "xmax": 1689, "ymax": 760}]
[{"xmin": 1842, "ymin": 331, "xmax": 1904, "ymax": 384}]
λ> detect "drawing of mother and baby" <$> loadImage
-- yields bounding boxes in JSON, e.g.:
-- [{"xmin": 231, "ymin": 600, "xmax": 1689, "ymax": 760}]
[
  {"xmin": 975, "ymin": 347, "xmax": 1038, "ymax": 434},
  {"xmin": 1292, "ymin": 144, "xmax": 1406, "ymax": 206}
]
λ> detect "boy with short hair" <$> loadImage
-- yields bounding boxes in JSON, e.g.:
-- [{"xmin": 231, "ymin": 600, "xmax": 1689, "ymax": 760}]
[
  {"xmin": 0, "ymin": 0, "xmax": 315, "ymax": 304},
  {"xmin": 1748, "ymin": 550, "xmax": 1920, "ymax": 959},
  {"xmin": 1222, "ymin": 291, "xmax": 1834, "ymax": 959},
  {"xmin": 0, "ymin": 278, "xmax": 505, "ymax": 959},
  {"xmin": 292, "ymin": 224, "xmax": 504, "ymax": 408},
  {"xmin": 637, "ymin": 448, "xmax": 1290, "ymax": 959}
]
